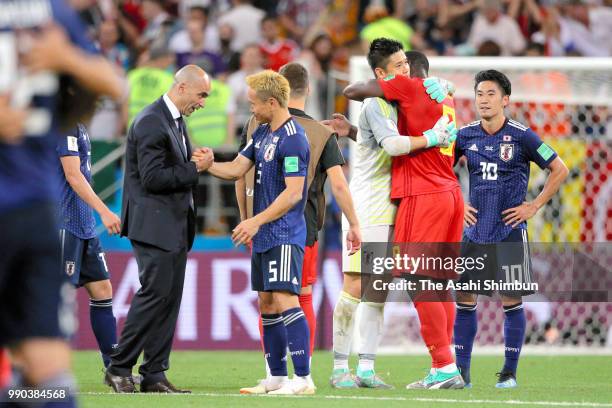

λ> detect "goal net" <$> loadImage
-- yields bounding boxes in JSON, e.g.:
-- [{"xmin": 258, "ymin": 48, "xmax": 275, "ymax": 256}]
[{"xmin": 347, "ymin": 57, "xmax": 612, "ymax": 353}]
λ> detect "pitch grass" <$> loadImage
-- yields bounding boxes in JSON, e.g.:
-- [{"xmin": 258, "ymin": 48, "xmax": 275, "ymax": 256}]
[{"xmin": 74, "ymin": 351, "xmax": 612, "ymax": 408}]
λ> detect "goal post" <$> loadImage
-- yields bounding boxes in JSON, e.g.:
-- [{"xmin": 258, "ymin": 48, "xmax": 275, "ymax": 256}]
[{"xmin": 347, "ymin": 57, "xmax": 612, "ymax": 353}]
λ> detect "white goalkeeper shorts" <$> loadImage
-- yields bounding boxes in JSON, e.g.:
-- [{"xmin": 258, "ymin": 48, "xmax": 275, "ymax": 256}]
[{"xmin": 342, "ymin": 224, "xmax": 394, "ymax": 274}]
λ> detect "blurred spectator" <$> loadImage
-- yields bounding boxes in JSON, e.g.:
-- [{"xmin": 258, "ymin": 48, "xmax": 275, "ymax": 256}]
[
  {"xmin": 507, "ymin": 0, "xmax": 543, "ymax": 40},
  {"xmin": 524, "ymin": 41, "xmax": 545, "ymax": 56},
  {"xmin": 277, "ymin": 0, "xmax": 328, "ymax": 43},
  {"xmin": 467, "ymin": 0, "xmax": 526, "ymax": 55},
  {"xmin": 187, "ymin": 78, "xmax": 236, "ymax": 148},
  {"xmin": 259, "ymin": 14, "xmax": 300, "ymax": 71},
  {"xmin": 477, "ymin": 39, "xmax": 502, "ymax": 56},
  {"xmin": 218, "ymin": 23, "xmax": 242, "ymax": 73},
  {"xmin": 169, "ymin": 6, "xmax": 221, "ymax": 54},
  {"xmin": 126, "ymin": 46, "xmax": 175, "ymax": 126},
  {"xmin": 360, "ymin": 4, "xmax": 413, "ymax": 51},
  {"xmin": 561, "ymin": 0, "xmax": 612, "ymax": 56},
  {"xmin": 98, "ymin": 19, "xmax": 131, "ymax": 71},
  {"xmin": 227, "ymin": 44, "xmax": 264, "ymax": 134},
  {"xmin": 88, "ymin": 66, "xmax": 129, "ymax": 140},
  {"xmin": 139, "ymin": 0, "xmax": 178, "ymax": 50},
  {"xmin": 218, "ymin": 0, "xmax": 265, "ymax": 51},
  {"xmin": 298, "ymin": 33, "xmax": 335, "ymax": 120},
  {"xmin": 176, "ymin": 19, "xmax": 227, "ymax": 75}
]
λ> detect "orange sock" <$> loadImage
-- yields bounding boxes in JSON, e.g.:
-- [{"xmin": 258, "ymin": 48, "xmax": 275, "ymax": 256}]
[
  {"xmin": 414, "ymin": 301, "xmax": 454, "ymax": 368},
  {"xmin": 0, "ymin": 348, "xmax": 11, "ymax": 388}
]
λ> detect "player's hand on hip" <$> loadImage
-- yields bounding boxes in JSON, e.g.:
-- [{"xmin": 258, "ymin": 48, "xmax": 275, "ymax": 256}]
[
  {"xmin": 464, "ymin": 203, "xmax": 478, "ymax": 227},
  {"xmin": 232, "ymin": 218, "xmax": 259, "ymax": 246},
  {"xmin": 423, "ymin": 77, "xmax": 455, "ymax": 103},
  {"xmin": 321, "ymin": 113, "xmax": 351, "ymax": 137},
  {"xmin": 101, "ymin": 210, "xmax": 121, "ymax": 235},
  {"xmin": 502, "ymin": 201, "xmax": 537, "ymax": 228},
  {"xmin": 345, "ymin": 224, "xmax": 362, "ymax": 255},
  {"xmin": 424, "ymin": 115, "xmax": 457, "ymax": 148},
  {"xmin": 0, "ymin": 95, "xmax": 27, "ymax": 143}
]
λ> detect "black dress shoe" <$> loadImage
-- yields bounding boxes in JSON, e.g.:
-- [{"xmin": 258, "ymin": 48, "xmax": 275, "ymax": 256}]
[
  {"xmin": 141, "ymin": 379, "xmax": 191, "ymax": 393},
  {"xmin": 104, "ymin": 371, "xmax": 136, "ymax": 393}
]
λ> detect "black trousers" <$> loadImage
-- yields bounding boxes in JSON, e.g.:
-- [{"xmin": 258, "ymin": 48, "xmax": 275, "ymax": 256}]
[{"xmin": 108, "ymin": 239, "xmax": 187, "ymax": 381}]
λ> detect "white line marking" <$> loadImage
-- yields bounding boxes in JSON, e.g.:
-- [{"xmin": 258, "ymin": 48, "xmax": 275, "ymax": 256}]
[{"xmin": 78, "ymin": 392, "xmax": 612, "ymax": 407}]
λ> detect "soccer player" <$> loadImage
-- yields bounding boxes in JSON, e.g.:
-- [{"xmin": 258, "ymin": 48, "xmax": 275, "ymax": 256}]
[
  {"xmin": 237, "ymin": 62, "xmax": 362, "ymax": 394},
  {"xmin": 57, "ymin": 122, "xmax": 121, "ymax": 370},
  {"xmin": 196, "ymin": 70, "xmax": 312, "ymax": 395},
  {"xmin": 344, "ymin": 50, "xmax": 465, "ymax": 389},
  {"xmin": 453, "ymin": 70, "xmax": 569, "ymax": 389},
  {"xmin": 326, "ymin": 39, "xmax": 458, "ymax": 389},
  {"xmin": 0, "ymin": 0, "xmax": 122, "ymax": 405}
]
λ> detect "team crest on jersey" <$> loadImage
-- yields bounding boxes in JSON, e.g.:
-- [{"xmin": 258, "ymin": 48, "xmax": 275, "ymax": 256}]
[
  {"xmin": 65, "ymin": 261, "xmax": 76, "ymax": 277},
  {"xmin": 500, "ymin": 143, "xmax": 514, "ymax": 162},
  {"xmin": 264, "ymin": 143, "xmax": 276, "ymax": 161}
]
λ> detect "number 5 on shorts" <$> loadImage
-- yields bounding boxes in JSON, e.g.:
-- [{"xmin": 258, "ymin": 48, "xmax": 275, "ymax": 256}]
[{"xmin": 269, "ymin": 260, "xmax": 277, "ymax": 282}]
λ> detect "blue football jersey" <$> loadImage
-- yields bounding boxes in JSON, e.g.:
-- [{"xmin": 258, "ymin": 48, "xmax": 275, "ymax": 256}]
[
  {"xmin": 240, "ymin": 118, "xmax": 310, "ymax": 253},
  {"xmin": 57, "ymin": 124, "xmax": 96, "ymax": 239},
  {"xmin": 456, "ymin": 118, "xmax": 557, "ymax": 243},
  {"xmin": 0, "ymin": 0, "xmax": 97, "ymax": 215}
]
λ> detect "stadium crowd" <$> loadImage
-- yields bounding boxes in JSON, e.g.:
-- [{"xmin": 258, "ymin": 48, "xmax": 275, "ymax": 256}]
[{"xmin": 82, "ymin": 0, "xmax": 612, "ymax": 144}]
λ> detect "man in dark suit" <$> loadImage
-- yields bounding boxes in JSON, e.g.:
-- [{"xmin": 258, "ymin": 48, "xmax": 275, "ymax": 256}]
[{"xmin": 105, "ymin": 64, "xmax": 213, "ymax": 393}]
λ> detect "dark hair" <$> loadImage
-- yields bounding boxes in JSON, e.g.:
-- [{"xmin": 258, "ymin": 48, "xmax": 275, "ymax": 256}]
[
  {"xmin": 56, "ymin": 75, "xmax": 99, "ymax": 132},
  {"xmin": 367, "ymin": 38, "xmax": 404, "ymax": 72},
  {"xmin": 474, "ymin": 69, "xmax": 511, "ymax": 96},
  {"xmin": 261, "ymin": 13, "xmax": 277, "ymax": 26},
  {"xmin": 404, "ymin": 50, "xmax": 429, "ymax": 76},
  {"xmin": 189, "ymin": 6, "xmax": 209, "ymax": 19},
  {"xmin": 477, "ymin": 40, "xmax": 501, "ymax": 56},
  {"xmin": 279, "ymin": 62, "xmax": 309, "ymax": 98}
]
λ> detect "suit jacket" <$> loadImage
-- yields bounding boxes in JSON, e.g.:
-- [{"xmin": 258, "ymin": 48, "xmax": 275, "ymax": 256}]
[{"xmin": 121, "ymin": 97, "xmax": 198, "ymax": 251}]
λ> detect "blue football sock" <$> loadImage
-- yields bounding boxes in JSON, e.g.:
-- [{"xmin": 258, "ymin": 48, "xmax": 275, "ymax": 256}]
[
  {"xmin": 502, "ymin": 303, "xmax": 525, "ymax": 375},
  {"xmin": 262, "ymin": 314, "xmax": 288, "ymax": 376},
  {"xmin": 282, "ymin": 307, "xmax": 310, "ymax": 377},
  {"xmin": 454, "ymin": 303, "xmax": 478, "ymax": 383},
  {"xmin": 89, "ymin": 298, "xmax": 117, "ymax": 368}
]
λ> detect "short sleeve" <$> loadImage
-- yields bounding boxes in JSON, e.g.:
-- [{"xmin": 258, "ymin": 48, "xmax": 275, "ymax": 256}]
[
  {"xmin": 57, "ymin": 128, "xmax": 81, "ymax": 157},
  {"xmin": 523, "ymin": 128, "xmax": 557, "ymax": 169},
  {"xmin": 377, "ymin": 74, "xmax": 416, "ymax": 104},
  {"xmin": 363, "ymin": 98, "xmax": 400, "ymax": 146},
  {"xmin": 279, "ymin": 133, "xmax": 309, "ymax": 178},
  {"xmin": 239, "ymin": 130, "xmax": 256, "ymax": 162},
  {"xmin": 319, "ymin": 135, "xmax": 345, "ymax": 171}
]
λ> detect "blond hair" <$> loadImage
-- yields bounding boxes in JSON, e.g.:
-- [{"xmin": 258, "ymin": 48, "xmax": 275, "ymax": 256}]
[{"xmin": 245, "ymin": 70, "xmax": 290, "ymax": 108}]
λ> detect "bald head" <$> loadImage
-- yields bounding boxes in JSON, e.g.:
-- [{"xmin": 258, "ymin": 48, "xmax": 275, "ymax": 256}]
[
  {"xmin": 169, "ymin": 64, "xmax": 212, "ymax": 116},
  {"xmin": 174, "ymin": 64, "xmax": 210, "ymax": 87}
]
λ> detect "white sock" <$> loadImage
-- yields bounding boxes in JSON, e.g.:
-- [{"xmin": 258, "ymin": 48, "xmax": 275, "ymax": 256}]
[
  {"xmin": 357, "ymin": 358, "xmax": 374, "ymax": 372},
  {"xmin": 332, "ymin": 291, "xmax": 359, "ymax": 366},
  {"xmin": 267, "ymin": 375, "xmax": 288, "ymax": 390},
  {"xmin": 265, "ymin": 357, "xmax": 271, "ymax": 379},
  {"xmin": 358, "ymin": 301, "xmax": 384, "ymax": 358},
  {"xmin": 437, "ymin": 363, "xmax": 458, "ymax": 374},
  {"xmin": 334, "ymin": 358, "xmax": 349, "ymax": 370}
]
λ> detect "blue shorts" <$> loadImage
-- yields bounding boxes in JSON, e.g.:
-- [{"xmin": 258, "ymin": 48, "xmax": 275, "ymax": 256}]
[
  {"xmin": 60, "ymin": 229, "xmax": 110, "ymax": 287},
  {"xmin": 251, "ymin": 244, "xmax": 304, "ymax": 295},
  {"xmin": 458, "ymin": 228, "xmax": 534, "ymax": 297},
  {"xmin": 0, "ymin": 203, "xmax": 75, "ymax": 345}
]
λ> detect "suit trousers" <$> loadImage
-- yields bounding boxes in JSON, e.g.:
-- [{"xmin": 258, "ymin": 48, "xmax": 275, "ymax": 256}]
[{"xmin": 108, "ymin": 239, "xmax": 187, "ymax": 381}]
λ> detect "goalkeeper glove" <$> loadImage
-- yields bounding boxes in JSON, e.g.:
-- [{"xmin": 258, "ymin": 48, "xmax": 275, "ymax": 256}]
[
  {"xmin": 423, "ymin": 115, "xmax": 458, "ymax": 148},
  {"xmin": 423, "ymin": 77, "xmax": 456, "ymax": 103}
]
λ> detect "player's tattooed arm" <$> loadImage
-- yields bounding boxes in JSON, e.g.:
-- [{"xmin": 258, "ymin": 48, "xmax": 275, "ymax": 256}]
[
  {"xmin": 502, "ymin": 156, "xmax": 569, "ymax": 227},
  {"xmin": 343, "ymin": 79, "xmax": 384, "ymax": 102}
]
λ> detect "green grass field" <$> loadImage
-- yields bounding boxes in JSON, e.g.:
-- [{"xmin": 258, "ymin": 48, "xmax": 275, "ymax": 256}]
[{"xmin": 74, "ymin": 351, "xmax": 612, "ymax": 408}]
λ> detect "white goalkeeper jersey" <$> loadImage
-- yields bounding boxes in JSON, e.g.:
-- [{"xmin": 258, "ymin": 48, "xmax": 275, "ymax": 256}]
[{"xmin": 342, "ymin": 97, "xmax": 398, "ymax": 229}]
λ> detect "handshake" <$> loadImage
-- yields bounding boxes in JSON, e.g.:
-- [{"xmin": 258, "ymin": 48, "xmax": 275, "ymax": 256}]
[{"xmin": 191, "ymin": 147, "xmax": 214, "ymax": 172}]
